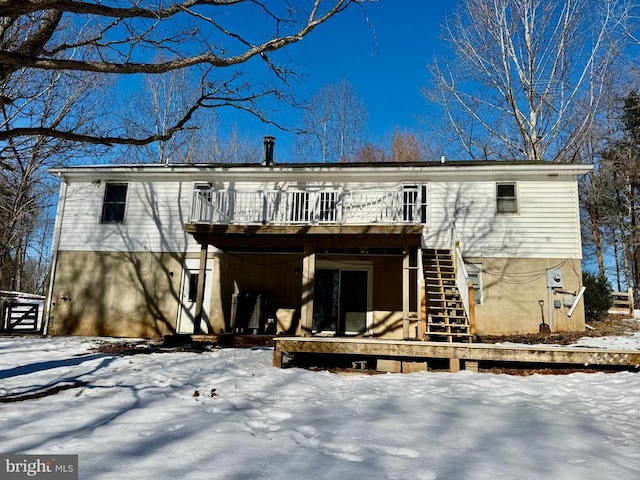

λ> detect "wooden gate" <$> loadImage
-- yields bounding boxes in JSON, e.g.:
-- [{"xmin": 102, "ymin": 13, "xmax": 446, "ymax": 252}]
[{"xmin": 1, "ymin": 302, "xmax": 43, "ymax": 333}]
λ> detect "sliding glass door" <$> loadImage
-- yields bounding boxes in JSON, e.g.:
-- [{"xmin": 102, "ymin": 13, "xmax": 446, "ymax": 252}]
[{"xmin": 312, "ymin": 267, "xmax": 369, "ymax": 335}]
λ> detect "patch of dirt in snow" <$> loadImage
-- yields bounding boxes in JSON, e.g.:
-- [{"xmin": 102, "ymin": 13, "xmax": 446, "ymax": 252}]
[
  {"xmin": 90, "ymin": 340, "xmax": 215, "ymax": 355},
  {"xmin": 0, "ymin": 380, "xmax": 89, "ymax": 402},
  {"xmin": 478, "ymin": 314, "xmax": 640, "ymax": 346}
]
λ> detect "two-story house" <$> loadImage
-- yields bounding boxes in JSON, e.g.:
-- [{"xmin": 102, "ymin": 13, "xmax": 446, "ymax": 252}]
[{"xmin": 45, "ymin": 155, "xmax": 591, "ymax": 341}]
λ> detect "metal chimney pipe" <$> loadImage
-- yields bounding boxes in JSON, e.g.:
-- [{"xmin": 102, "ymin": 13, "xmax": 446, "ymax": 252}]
[{"xmin": 263, "ymin": 136, "xmax": 275, "ymax": 166}]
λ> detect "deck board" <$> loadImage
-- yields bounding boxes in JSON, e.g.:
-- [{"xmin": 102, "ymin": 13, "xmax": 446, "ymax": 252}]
[{"xmin": 273, "ymin": 337, "xmax": 640, "ymax": 370}]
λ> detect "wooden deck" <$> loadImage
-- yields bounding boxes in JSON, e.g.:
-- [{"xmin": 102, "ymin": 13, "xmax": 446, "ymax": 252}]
[{"xmin": 273, "ymin": 337, "xmax": 640, "ymax": 372}]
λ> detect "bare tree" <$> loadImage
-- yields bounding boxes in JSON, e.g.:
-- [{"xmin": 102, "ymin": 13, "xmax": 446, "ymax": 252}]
[
  {"xmin": 0, "ymin": 1, "xmax": 370, "ymax": 291},
  {"xmin": 352, "ymin": 143, "xmax": 387, "ymax": 163},
  {"xmin": 390, "ymin": 130, "xmax": 422, "ymax": 162},
  {"xmin": 296, "ymin": 80, "xmax": 368, "ymax": 163},
  {"xmin": 0, "ymin": 65, "xmax": 100, "ymax": 291},
  {"xmin": 428, "ymin": 0, "xmax": 626, "ymax": 162},
  {"xmin": 210, "ymin": 125, "xmax": 263, "ymax": 164},
  {"xmin": 0, "ymin": 1, "xmax": 368, "ymax": 148},
  {"xmin": 122, "ymin": 67, "xmax": 218, "ymax": 164},
  {"xmin": 599, "ymin": 91, "xmax": 640, "ymax": 299}
]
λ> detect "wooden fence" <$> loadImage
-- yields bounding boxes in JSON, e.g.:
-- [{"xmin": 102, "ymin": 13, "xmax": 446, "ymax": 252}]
[
  {"xmin": 1, "ymin": 302, "xmax": 43, "ymax": 333},
  {"xmin": 610, "ymin": 288, "xmax": 634, "ymax": 315}
]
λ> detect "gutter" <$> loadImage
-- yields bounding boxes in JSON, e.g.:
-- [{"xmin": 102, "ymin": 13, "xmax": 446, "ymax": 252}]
[
  {"xmin": 42, "ymin": 173, "xmax": 68, "ymax": 335},
  {"xmin": 47, "ymin": 164, "xmax": 594, "ymax": 185}
]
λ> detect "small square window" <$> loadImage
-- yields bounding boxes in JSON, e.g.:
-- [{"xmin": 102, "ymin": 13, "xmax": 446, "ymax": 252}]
[
  {"xmin": 101, "ymin": 183, "xmax": 128, "ymax": 223},
  {"xmin": 496, "ymin": 183, "xmax": 517, "ymax": 214}
]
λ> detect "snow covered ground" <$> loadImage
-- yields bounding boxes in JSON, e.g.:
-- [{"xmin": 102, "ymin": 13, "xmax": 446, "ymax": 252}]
[{"xmin": 2, "ymin": 333, "xmax": 640, "ymax": 480}]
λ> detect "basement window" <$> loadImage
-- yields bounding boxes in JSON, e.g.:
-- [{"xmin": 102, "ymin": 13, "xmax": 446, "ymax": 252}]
[
  {"xmin": 101, "ymin": 183, "xmax": 128, "ymax": 223},
  {"xmin": 496, "ymin": 182, "xmax": 517, "ymax": 214}
]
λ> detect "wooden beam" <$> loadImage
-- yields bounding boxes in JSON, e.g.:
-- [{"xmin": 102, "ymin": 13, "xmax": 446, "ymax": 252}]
[
  {"xmin": 300, "ymin": 245, "xmax": 316, "ymax": 336},
  {"xmin": 193, "ymin": 243, "xmax": 208, "ymax": 334},
  {"xmin": 417, "ymin": 249, "xmax": 425, "ymax": 339},
  {"xmin": 467, "ymin": 280, "xmax": 476, "ymax": 338},
  {"xmin": 272, "ymin": 337, "xmax": 640, "ymax": 368},
  {"xmin": 403, "ymin": 247, "xmax": 410, "ymax": 339},
  {"xmin": 185, "ymin": 223, "xmax": 424, "ymax": 237}
]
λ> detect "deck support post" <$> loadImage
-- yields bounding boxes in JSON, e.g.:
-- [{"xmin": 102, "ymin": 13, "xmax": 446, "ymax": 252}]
[
  {"xmin": 417, "ymin": 248, "xmax": 425, "ymax": 339},
  {"xmin": 194, "ymin": 242, "xmax": 208, "ymax": 334},
  {"xmin": 449, "ymin": 357, "xmax": 461, "ymax": 372},
  {"xmin": 300, "ymin": 244, "xmax": 316, "ymax": 336},
  {"xmin": 468, "ymin": 280, "xmax": 476, "ymax": 338},
  {"xmin": 273, "ymin": 343, "xmax": 284, "ymax": 368},
  {"xmin": 403, "ymin": 247, "xmax": 410, "ymax": 339}
]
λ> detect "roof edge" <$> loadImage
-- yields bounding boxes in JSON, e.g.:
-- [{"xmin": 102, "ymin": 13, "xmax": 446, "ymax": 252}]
[{"xmin": 49, "ymin": 161, "xmax": 594, "ymax": 178}]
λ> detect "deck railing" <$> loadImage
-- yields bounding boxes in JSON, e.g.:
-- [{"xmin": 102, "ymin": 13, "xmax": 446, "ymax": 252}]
[
  {"xmin": 450, "ymin": 222, "xmax": 471, "ymax": 321},
  {"xmin": 190, "ymin": 187, "xmax": 426, "ymax": 225}
]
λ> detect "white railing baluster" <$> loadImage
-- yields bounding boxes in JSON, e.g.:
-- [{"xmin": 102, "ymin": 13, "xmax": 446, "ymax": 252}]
[{"xmin": 190, "ymin": 187, "xmax": 428, "ymax": 225}]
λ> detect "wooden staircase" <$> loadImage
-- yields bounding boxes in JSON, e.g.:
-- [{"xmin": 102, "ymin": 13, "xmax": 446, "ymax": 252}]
[{"xmin": 423, "ymin": 249, "xmax": 472, "ymax": 342}]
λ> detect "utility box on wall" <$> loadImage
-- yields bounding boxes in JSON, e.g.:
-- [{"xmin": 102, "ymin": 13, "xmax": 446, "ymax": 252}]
[{"xmin": 546, "ymin": 269, "xmax": 564, "ymax": 289}]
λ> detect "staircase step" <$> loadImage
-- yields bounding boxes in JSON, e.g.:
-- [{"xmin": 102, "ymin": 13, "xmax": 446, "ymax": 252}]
[
  {"xmin": 429, "ymin": 318, "xmax": 467, "ymax": 323},
  {"xmin": 425, "ymin": 323, "xmax": 470, "ymax": 330},
  {"xmin": 426, "ymin": 305, "xmax": 465, "ymax": 311},
  {"xmin": 426, "ymin": 291, "xmax": 460, "ymax": 297},
  {"xmin": 427, "ymin": 320, "xmax": 470, "ymax": 326},
  {"xmin": 426, "ymin": 330, "xmax": 471, "ymax": 336},
  {"xmin": 426, "ymin": 297, "xmax": 461, "ymax": 303},
  {"xmin": 428, "ymin": 315, "xmax": 469, "ymax": 321},
  {"xmin": 425, "ymin": 332, "xmax": 473, "ymax": 337},
  {"xmin": 423, "ymin": 248, "xmax": 472, "ymax": 343}
]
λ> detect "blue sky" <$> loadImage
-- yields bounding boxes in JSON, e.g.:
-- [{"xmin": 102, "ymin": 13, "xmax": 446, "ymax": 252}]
[{"xmin": 217, "ymin": 1, "xmax": 455, "ymax": 161}]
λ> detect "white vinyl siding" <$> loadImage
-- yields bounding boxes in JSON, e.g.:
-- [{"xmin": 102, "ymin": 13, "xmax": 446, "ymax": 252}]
[
  {"xmin": 58, "ymin": 181, "xmax": 199, "ymax": 253},
  {"xmin": 424, "ymin": 178, "xmax": 581, "ymax": 259},
  {"xmin": 56, "ymin": 173, "xmax": 581, "ymax": 260}
]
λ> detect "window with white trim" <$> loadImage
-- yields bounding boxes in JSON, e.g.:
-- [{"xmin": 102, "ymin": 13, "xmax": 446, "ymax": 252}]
[
  {"xmin": 496, "ymin": 182, "xmax": 517, "ymax": 214},
  {"xmin": 101, "ymin": 183, "xmax": 128, "ymax": 223}
]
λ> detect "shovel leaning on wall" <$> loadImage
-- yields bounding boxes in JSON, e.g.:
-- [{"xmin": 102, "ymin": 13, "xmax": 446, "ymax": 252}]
[{"xmin": 538, "ymin": 299, "xmax": 550, "ymax": 334}]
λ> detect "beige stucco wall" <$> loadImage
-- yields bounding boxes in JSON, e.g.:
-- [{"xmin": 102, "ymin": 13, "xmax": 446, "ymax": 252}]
[
  {"xmin": 465, "ymin": 256, "xmax": 585, "ymax": 336},
  {"xmin": 215, "ymin": 253, "xmax": 303, "ymax": 334},
  {"xmin": 213, "ymin": 252, "xmax": 408, "ymax": 337},
  {"xmin": 48, "ymin": 249, "xmax": 409, "ymax": 339},
  {"xmin": 49, "ymin": 250, "xmax": 183, "ymax": 339},
  {"xmin": 371, "ymin": 256, "xmax": 404, "ymax": 339},
  {"xmin": 371, "ymin": 311, "xmax": 405, "ymax": 339},
  {"xmin": 48, "ymin": 249, "xmax": 585, "ymax": 340}
]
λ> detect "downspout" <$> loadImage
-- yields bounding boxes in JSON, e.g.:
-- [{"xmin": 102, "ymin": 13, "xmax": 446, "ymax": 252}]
[{"xmin": 42, "ymin": 173, "xmax": 68, "ymax": 335}]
